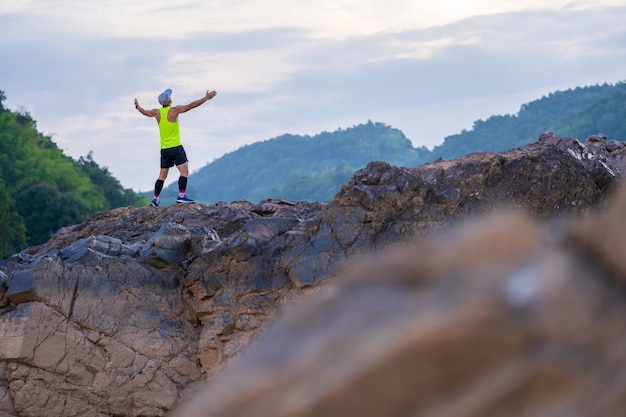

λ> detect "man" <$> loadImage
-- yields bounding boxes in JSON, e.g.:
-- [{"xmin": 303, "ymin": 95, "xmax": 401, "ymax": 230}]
[{"xmin": 134, "ymin": 88, "xmax": 217, "ymax": 206}]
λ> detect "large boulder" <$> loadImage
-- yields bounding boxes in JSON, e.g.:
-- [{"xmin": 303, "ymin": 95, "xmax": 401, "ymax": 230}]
[
  {"xmin": 0, "ymin": 135, "xmax": 623, "ymax": 416},
  {"xmin": 177, "ymin": 182, "xmax": 626, "ymax": 417}
]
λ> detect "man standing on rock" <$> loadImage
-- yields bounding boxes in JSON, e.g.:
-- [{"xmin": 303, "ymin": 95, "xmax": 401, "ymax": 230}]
[{"xmin": 134, "ymin": 88, "xmax": 217, "ymax": 206}]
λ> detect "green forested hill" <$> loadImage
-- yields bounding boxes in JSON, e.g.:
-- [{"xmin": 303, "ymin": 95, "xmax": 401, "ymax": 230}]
[
  {"xmin": 429, "ymin": 82, "xmax": 626, "ymax": 160},
  {"xmin": 0, "ymin": 91, "xmax": 148, "ymax": 259},
  {"xmin": 160, "ymin": 82, "xmax": 625, "ymax": 204},
  {"xmin": 158, "ymin": 121, "xmax": 431, "ymax": 203}
]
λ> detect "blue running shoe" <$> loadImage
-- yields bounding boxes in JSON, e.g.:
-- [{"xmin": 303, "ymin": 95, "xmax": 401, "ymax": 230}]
[
  {"xmin": 176, "ymin": 195, "xmax": 195, "ymax": 204},
  {"xmin": 150, "ymin": 198, "xmax": 159, "ymax": 207}
]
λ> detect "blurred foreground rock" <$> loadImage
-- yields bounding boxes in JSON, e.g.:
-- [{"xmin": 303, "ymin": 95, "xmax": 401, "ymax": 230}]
[
  {"xmin": 0, "ymin": 134, "xmax": 624, "ymax": 416},
  {"xmin": 178, "ymin": 183, "xmax": 626, "ymax": 417}
]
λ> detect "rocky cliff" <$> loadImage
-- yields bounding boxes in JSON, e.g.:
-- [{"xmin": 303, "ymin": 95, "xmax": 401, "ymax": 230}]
[{"xmin": 0, "ymin": 133, "xmax": 624, "ymax": 417}]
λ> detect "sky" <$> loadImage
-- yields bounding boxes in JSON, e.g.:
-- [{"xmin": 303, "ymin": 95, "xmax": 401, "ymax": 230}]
[{"xmin": 1, "ymin": 0, "xmax": 625, "ymax": 192}]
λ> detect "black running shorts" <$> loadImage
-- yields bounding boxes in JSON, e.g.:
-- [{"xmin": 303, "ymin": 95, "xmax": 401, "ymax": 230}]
[{"xmin": 160, "ymin": 145, "xmax": 188, "ymax": 168}]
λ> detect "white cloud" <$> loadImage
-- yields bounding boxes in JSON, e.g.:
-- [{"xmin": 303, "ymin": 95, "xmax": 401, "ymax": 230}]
[{"xmin": 6, "ymin": 0, "xmax": 621, "ymax": 40}]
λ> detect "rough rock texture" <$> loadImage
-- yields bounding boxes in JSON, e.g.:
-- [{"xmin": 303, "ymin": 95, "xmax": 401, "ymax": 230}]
[
  {"xmin": 0, "ymin": 134, "xmax": 624, "ymax": 416},
  {"xmin": 177, "ymin": 183, "xmax": 626, "ymax": 417}
]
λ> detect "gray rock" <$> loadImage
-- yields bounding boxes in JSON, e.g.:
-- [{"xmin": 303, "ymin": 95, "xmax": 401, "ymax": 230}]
[
  {"xmin": 141, "ymin": 223, "xmax": 192, "ymax": 267},
  {"xmin": 61, "ymin": 235, "xmax": 136, "ymax": 263}
]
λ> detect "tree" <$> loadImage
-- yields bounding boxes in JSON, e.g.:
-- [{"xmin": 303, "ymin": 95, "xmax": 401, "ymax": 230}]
[
  {"xmin": 0, "ymin": 89, "xmax": 148, "ymax": 257},
  {"xmin": 0, "ymin": 179, "xmax": 27, "ymax": 258},
  {"xmin": 274, "ymin": 166, "xmax": 356, "ymax": 201},
  {"xmin": 77, "ymin": 152, "xmax": 149, "ymax": 208},
  {"xmin": 14, "ymin": 182, "xmax": 92, "ymax": 246}
]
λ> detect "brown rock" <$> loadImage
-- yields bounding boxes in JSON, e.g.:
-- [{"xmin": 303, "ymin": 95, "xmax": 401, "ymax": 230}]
[
  {"xmin": 176, "ymin": 185, "xmax": 626, "ymax": 417},
  {"xmin": 0, "ymin": 134, "xmax": 624, "ymax": 416}
]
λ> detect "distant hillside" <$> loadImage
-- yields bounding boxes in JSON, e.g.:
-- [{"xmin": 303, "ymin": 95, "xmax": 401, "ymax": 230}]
[
  {"xmin": 0, "ymin": 90, "xmax": 148, "ymax": 259},
  {"xmin": 159, "ymin": 82, "xmax": 625, "ymax": 204},
  {"xmin": 430, "ymin": 82, "xmax": 626, "ymax": 160},
  {"xmin": 158, "ymin": 121, "xmax": 431, "ymax": 204}
]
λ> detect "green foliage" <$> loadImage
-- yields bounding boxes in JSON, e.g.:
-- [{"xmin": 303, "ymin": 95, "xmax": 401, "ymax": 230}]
[
  {"xmin": 76, "ymin": 152, "xmax": 149, "ymax": 209},
  {"xmin": 14, "ymin": 183, "xmax": 92, "ymax": 246},
  {"xmin": 0, "ymin": 89, "xmax": 147, "ymax": 258},
  {"xmin": 272, "ymin": 166, "xmax": 357, "ymax": 202},
  {"xmin": 0, "ymin": 178, "xmax": 27, "ymax": 256},
  {"xmin": 0, "ymin": 90, "xmax": 6, "ymax": 112},
  {"xmin": 431, "ymin": 82, "xmax": 626, "ymax": 160},
  {"xmin": 555, "ymin": 83, "xmax": 626, "ymax": 140},
  {"xmin": 0, "ymin": 112, "xmax": 105, "ymax": 211}
]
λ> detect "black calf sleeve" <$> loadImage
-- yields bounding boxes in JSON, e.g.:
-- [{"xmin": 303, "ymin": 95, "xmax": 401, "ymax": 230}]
[
  {"xmin": 154, "ymin": 179, "xmax": 164, "ymax": 196},
  {"xmin": 178, "ymin": 176, "xmax": 188, "ymax": 194}
]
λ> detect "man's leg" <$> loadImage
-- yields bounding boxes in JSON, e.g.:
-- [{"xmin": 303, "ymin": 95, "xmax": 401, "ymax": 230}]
[
  {"xmin": 176, "ymin": 162, "xmax": 189, "ymax": 197},
  {"xmin": 151, "ymin": 168, "xmax": 169, "ymax": 206},
  {"xmin": 175, "ymin": 162, "xmax": 194, "ymax": 203}
]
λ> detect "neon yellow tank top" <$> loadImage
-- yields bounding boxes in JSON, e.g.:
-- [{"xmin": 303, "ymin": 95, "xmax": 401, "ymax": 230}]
[{"xmin": 158, "ymin": 107, "xmax": 181, "ymax": 149}]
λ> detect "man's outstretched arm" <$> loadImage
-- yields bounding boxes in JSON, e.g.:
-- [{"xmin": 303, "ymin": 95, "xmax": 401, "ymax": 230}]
[
  {"xmin": 134, "ymin": 98, "xmax": 159, "ymax": 118},
  {"xmin": 175, "ymin": 90, "xmax": 217, "ymax": 114}
]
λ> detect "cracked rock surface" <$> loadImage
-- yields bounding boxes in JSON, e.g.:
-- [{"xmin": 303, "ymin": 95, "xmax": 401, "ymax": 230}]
[{"xmin": 0, "ymin": 134, "xmax": 624, "ymax": 416}]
